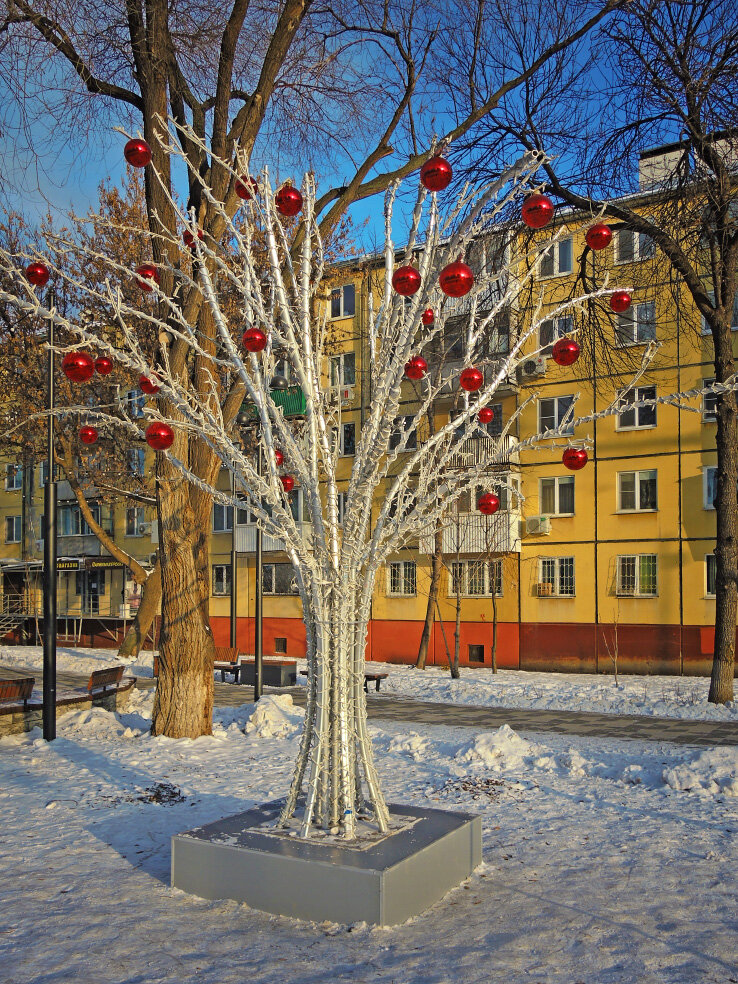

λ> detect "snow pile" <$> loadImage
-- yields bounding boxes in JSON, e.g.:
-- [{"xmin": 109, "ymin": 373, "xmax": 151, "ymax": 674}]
[
  {"xmin": 243, "ymin": 694, "xmax": 304, "ymax": 738},
  {"xmin": 663, "ymin": 747, "xmax": 738, "ymax": 797},
  {"xmin": 387, "ymin": 732, "xmax": 431, "ymax": 760},
  {"xmin": 454, "ymin": 723, "xmax": 543, "ymax": 772}
]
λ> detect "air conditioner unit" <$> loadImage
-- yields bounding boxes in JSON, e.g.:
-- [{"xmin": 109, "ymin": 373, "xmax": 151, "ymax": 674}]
[
  {"xmin": 537, "ymin": 582, "xmax": 554, "ymax": 597},
  {"xmin": 526, "ymin": 515, "xmax": 551, "ymax": 536},
  {"xmin": 520, "ymin": 355, "xmax": 547, "ymax": 379},
  {"xmin": 137, "ymin": 522, "xmax": 152, "ymax": 535}
]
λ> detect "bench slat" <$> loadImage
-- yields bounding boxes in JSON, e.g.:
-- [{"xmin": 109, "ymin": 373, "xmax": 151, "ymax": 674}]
[
  {"xmin": 87, "ymin": 666, "xmax": 125, "ymax": 692},
  {"xmin": 0, "ymin": 677, "xmax": 35, "ymax": 708}
]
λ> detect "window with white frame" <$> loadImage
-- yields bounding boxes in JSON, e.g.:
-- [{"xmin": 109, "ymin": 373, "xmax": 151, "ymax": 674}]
[
  {"xmin": 212, "ymin": 564, "xmax": 232, "ymax": 596},
  {"xmin": 273, "ymin": 358, "xmax": 295, "ymax": 384},
  {"xmin": 262, "ymin": 563, "xmax": 299, "ymax": 594},
  {"xmin": 617, "ymin": 554, "xmax": 657, "ymax": 596},
  {"xmin": 59, "ymin": 503, "xmax": 103, "ymax": 536},
  {"xmin": 618, "ymin": 469, "xmax": 657, "ymax": 511},
  {"xmin": 449, "ymin": 559, "xmax": 502, "ymax": 597},
  {"xmin": 334, "ymin": 421, "xmax": 356, "ymax": 456},
  {"xmin": 212, "ymin": 503, "xmax": 233, "ymax": 532},
  {"xmin": 616, "ymin": 301, "xmax": 656, "ymax": 346},
  {"xmin": 700, "ymin": 290, "xmax": 738, "ymax": 334},
  {"xmin": 539, "ymin": 556, "xmax": 575, "ymax": 596},
  {"xmin": 706, "ymin": 554, "xmax": 716, "ymax": 597},
  {"xmin": 287, "ymin": 488, "xmax": 304, "ymax": 523},
  {"xmin": 474, "ymin": 402, "xmax": 504, "ymax": 438},
  {"xmin": 703, "ymin": 466, "xmax": 717, "ymax": 509},
  {"xmin": 540, "ymin": 476, "xmax": 575, "ymax": 516},
  {"xmin": 128, "ymin": 448, "xmax": 145, "ymax": 477},
  {"xmin": 539, "ymin": 314, "xmax": 574, "ymax": 352},
  {"xmin": 124, "ymin": 389, "xmax": 145, "ymax": 418},
  {"xmin": 539, "ymin": 238, "xmax": 573, "ymax": 278},
  {"xmin": 5, "ymin": 464, "xmax": 22, "ymax": 491},
  {"xmin": 330, "ymin": 284, "xmax": 356, "ymax": 319},
  {"xmin": 125, "ymin": 506, "xmax": 145, "ymax": 536},
  {"xmin": 617, "ymin": 385, "xmax": 657, "ymax": 429},
  {"xmin": 329, "ymin": 351, "xmax": 356, "ymax": 387},
  {"xmin": 4, "ymin": 515, "xmax": 21, "ymax": 543},
  {"xmin": 387, "ymin": 560, "xmax": 416, "ymax": 596},
  {"xmin": 703, "ymin": 378, "xmax": 717, "ymax": 421},
  {"xmin": 615, "ymin": 228, "xmax": 656, "ymax": 264},
  {"xmin": 538, "ymin": 395, "xmax": 575, "ymax": 435},
  {"xmin": 389, "ymin": 415, "xmax": 418, "ymax": 451}
]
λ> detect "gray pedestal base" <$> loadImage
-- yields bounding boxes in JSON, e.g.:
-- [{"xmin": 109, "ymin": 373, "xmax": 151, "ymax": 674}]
[{"xmin": 171, "ymin": 800, "xmax": 482, "ymax": 926}]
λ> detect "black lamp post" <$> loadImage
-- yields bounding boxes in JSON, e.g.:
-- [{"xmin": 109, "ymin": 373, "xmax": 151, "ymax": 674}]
[{"xmin": 42, "ymin": 292, "xmax": 57, "ymax": 741}]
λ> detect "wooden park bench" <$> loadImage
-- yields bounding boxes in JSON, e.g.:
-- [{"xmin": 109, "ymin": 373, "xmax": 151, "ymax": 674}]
[
  {"xmin": 213, "ymin": 646, "xmax": 241, "ymax": 683},
  {"xmin": 87, "ymin": 666, "xmax": 126, "ymax": 696},
  {"xmin": 0, "ymin": 677, "xmax": 35, "ymax": 710},
  {"xmin": 297, "ymin": 670, "xmax": 389, "ymax": 692}
]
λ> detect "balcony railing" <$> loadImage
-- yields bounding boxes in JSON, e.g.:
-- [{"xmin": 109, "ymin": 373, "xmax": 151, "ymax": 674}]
[
  {"xmin": 433, "ymin": 359, "xmax": 518, "ymax": 398},
  {"xmin": 419, "ymin": 509, "xmax": 521, "ymax": 555},
  {"xmin": 234, "ymin": 521, "xmax": 312, "ymax": 554},
  {"xmin": 240, "ymin": 385, "xmax": 306, "ymax": 421},
  {"xmin": 447, "ymin": 434, "xmax": 519, "ymax": 470}
]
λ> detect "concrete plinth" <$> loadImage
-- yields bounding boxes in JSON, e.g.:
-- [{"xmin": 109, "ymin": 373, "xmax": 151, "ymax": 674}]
[{"xmin": 171, "ymin": 800, "xmax": 482, "ymax": 926}]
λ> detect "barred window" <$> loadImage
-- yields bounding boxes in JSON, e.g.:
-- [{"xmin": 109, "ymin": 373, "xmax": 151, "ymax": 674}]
[
  {"xmin": 449, "ymin": 560, "xmax": 502, "ymax": 597},
  {"xmin": 388, "ymin": 560, "xmax": 416, "ymax": 596},
  {"xmin": 539, "ymin": 557, "xmax": 575, "ymax": 596},
  {"xmin": 617, "ymin": 554, "xmax": 657, "ymax": 596}
]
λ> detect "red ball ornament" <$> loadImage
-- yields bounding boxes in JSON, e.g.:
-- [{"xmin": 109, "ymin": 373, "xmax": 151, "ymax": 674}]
[
  {"xmin": 610, "ymin": 290, "xmax": 632, "ymax": 313},
  {"xmin": 585, "ymin": 223, "xmax": 612, "ymax": 251},
  {"xmin": 139, "ymin": 374, "xmax": 161, "ymax": 395},
  {"xmin": 124, "ymin": 138, "xmax": 152, "ymax": 168},
  {"xmin": 274, "ymin": 449, "xmax": 284, "ymax": 467},
  {"xmin": 79, "ymin": 425, "xmax": 99, "ymax": 445},
  {"xmin": 62, "ymin": 352, "xmax": 95, "ymax": 383},
  {"xmin": 146, "ymin": 422, "xmax": 174, "ymax": 451},
  {"xmin": 477, "ymin": 493, "xmax": 500, "ymax": 515},
  {"xmin": 135, "ymin": 263, "xmax": 159, "ymax": 292},
  {"xmin": 478, "ymin": 406, "xmax": 495, "ymax": 424},
  {"xmin": 235, "ymin": 176, "xmax": 258, "ymax": 201},
  {"xmin": 94, "ymin": 356, "xmax": 114, "ymax": 376},
  {"xmin": 439, "ymin": 261, "xmax": 474, "ymax": 298},
  {"xmin": 562, "ymin": 448, "xmax": 588, "ymax": 471},
  {"xmin": 551, "ymin": 338, "xmax": 581, "ymax": 367},
  {"xmin": 420, "ymin": 156, "xmax": 453, "ymax": 193},
  {"xmin": 460, "ymin": 366, "xmax": 484, "ymax": 392},
  {"xmin": 521, "ymin": 193, "xmax": 554, "ymax": 229},
  {"xmin": 392, "ymin": 266, "xmax": 421, "ymax": 296},
  {"xmin": 422, "ymin": 308, "xmax": 434, "ymax": 325},
  {"xmin": 242, "ymin": 326, "xmax": 268, "ymax": 352},
  {"xmin": 183, "ymin": 229, "xmax": 204, "ymax": 250},
  {"xmin": 275, "ymin": 185, "xmax": 303, "ymax": 217},
  {"xmin": 25, "ymin": 262, "xmax": 50, "ymax": 287},
  {"xmin": 404, "ymin": 355, "xmax": 427, "ymax": 380},
  {"xmin": 280, "ymin": 474, "xmax": 295, "ymax": 492}
]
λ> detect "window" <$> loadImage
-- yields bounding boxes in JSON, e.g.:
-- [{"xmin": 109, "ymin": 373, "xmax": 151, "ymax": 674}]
[
  {"xmin": 4, "ymin": 516, "xmax": 21, "ymax": 543},
  {"xmin": 287, "ymin": 489, "xmax": 303, "ymax": 523},
  {"xmin": 540, "ymin": 314, "xmax": 574, "ymax": 352},
  {"xmin": 125, "ymin": 507, "xmax": 145, "ymax": 536},
  {"xmin": 274, "ymin": 637, "xmax": 288, "ymax": 654},
  {"xmin": 539, "ymin": 557, "xmax": 575, "ymax": 596},
  {"xmin": 387, "ymin": 560, "xmax": 416, "ymax": 596},
  {"xmin": 703, "ymin": 466, "xmax": 717, "ymax": 510},
  {"xmin": 330, "ymin": 284, "xmax": 355, "ymax": 319},
  {"xmin": 59, "ymin": 504, "xmax": 104, "ymax": 536},
  {"xmin": 76, "ymin": 569, "xmax": 105, "ymax": 614},
  {"xmin": 703, "ymin": 378, "xmax": 717, "ymax": 421},
  {"xmin": 616, "ymin": 301, "xmax": 656, "ymax": 346},
  {"xmin": 329, "ymin": 352, "xmax": 356, "ymax": 387},
  {"xmin": 336, "ymin": 492, "xmax": 346, "ymax": 526},
  {"xmin": 477, "ymin": 403, "xmax": 503, "ymax": 438},
  {"xmin": 128, "ymin": 449, "xmax": 145, "ymax": 477},
  {"xmin": 449, "ymin": 559, "xmax": 502, "ymax": 597},
  {"xmin": 389, "ymin": 416, "xmax": 418, "ymax": 451},
  {"xmin": 213, "ymin": 503, "xmax": 233, "ymax": 532},
  {"xmin": 334, "ymin": 422, "xmax": 356, "ymax": 456},
  {"xmin": 617, "ymin": 386, "xmax": 657, "ymax": 429},
  {"xmin": 615, "ymin": 228, "xmax": 656, "ymax": 264},
  {"xmin": 468, "ymin": 644, "xmax": 485, "ymax": 664},
  {"xmin": 538, "ymin": 395, "xmax": 574, "ymax": 435},
  {"xmin": 5, "ymin": 465, "xmax": 22, "ymax": 491},
  {"xmin": 125, "ymin": 389, "xmax": 145, "ymax": 418},
  {"xmin": 212, "ymin": 564, "xmax": 232, "ymax": 596},
  {"xmin": 618, "ymin": 470, "xmax": 657, "ymax": 511},
  {"xmin": 39, "ymin": 460, "xmax": 50, "ymax": 486},
  {"xmin": 699, "ymin": 290, "xmax": 738, "ymax": 334},
  {"xmin": 540, "ymin": 476, "xmax": 575, "ymax": 516},
  {"xmin": 617, "ymin": 554, "xmax": 657, "ymax": 596},
  {"xmin": 263, "ymin": 563, "xmax": 299, "ymax": 594},
  {"xmin": 539, "ymin": 237, "xmax": 573, "ymax": 278},
  {"xmin": 706, "ymin": 554, "xmax": 716, "ymax": 597}
]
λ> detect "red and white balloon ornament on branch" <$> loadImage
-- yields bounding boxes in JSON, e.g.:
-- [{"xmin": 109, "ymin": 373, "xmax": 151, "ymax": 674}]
[
  {"xmin": 439, "ymin": 261, "xmax": 474, "ymax": 298},
  {"xmin": 478, "ymin": 406, "xmax": 495, "ymax": 424},
  {"xmin": 243, "ymin": 327, "xmax": 268, "ymax": 352},
  {"xmin": 275, "ymin": 184, "xmax": 303, "ymax": 217},
  {"xmin": 135, "ymin": 263, "xmax": 159, "ymax": 292},
  {"xmin": 562, "ymin": 447, "xmax": 588, "ymax": 471},
  {"xmin": 94, "ymin": 356, "xmax": 114, "ymax": 376},
  {"xmin": 235, "ymin": 176, "xmax": 258, "ymax": 201},
  {"xmin": 280, "ymin": 475, "xmax": 295, "ymax": 492},
  {"xmin": 460, "ymin": 367, "xmax": 484, "ymax": 392},
  {"xmin": 145, "ymin": 422, "xmax": 174, "ymax": 451},
  {"xmin": 274, "ymin": 449, "xmax": 284, "ymax": 467},
  {"xmin": 124, "ymin": 139, "xmax": 152, "ymax": 168},
  {"xmin": 404, "ymin": 355, "xmax": 427, "ymax": 380},
  {"xmin": 610, "ymin": 290, "xmax": 632, "ymax": 313},
  {"xmin": 79, "ymin": 425, "xmax": 99, "ymax": 445},
  {"xmin": 420, "ymin": 156, "xmax": 452, "ymax": 192},
  {"xmin": 62, "ymin": 352, "xmax": 95, "ymax": 383},
  {"xmin": 421, "ymin": 308, "xmax": 434, "ymax": 326},
  {"xmin": 477, "ymin": 493, "xmax": 500, "ymax": 515},
  {"xmin": 139, "ymin": 374, "xmax": 161, "ymax": 395},
  {"xmin": 392, "ymin": 266, "xmax": 421, "ymax": 296},
  {"xmin": 521, "ymin": 193, "xmax": 554, "ymax": 229},
  {"xmin": 551, "ymin": 338, "xmax": 580, "ymax": 367},
  {"xmin": 25, "ymin": 262, "xmax": 50, "ymax": 287},
  {"xmin": 585, "ymin": 224, "xmax": 612, "ymax": 251}
]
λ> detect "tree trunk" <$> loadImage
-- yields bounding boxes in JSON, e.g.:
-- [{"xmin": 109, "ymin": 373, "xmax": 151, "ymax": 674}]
[
  {"xmin": 709, "ymin": 321, "xmax": 737, "ymax": 703},
  {"xmin": 451, "ymin": 586, "xmax": 461, "ymax": 679},
  {"xmin": 118, "ymin": 562, "xmax": 161, "ymax": 661},
  {"xmin": 416, "ymin": 522, "xmax": 443, "ymax": 669}
]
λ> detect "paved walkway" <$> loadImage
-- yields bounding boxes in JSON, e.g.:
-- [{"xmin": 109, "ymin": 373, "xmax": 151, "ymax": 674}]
[{"xmin": 3, "ymin": 662, "xmax": 737, "ymax": 747}]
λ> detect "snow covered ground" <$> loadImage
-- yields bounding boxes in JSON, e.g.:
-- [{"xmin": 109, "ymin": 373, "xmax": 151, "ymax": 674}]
[{"xmin": 1, "ymin": 690, "xmax": 737, "ymax": 983}]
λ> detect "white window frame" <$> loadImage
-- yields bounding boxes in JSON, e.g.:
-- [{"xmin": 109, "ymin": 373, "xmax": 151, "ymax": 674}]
[
  {"xmin": 539, "ymin": 314, "xmax": 574, "ymax": 351},
  {"xmin": 539, "ymin": 476, "xmax": 575, "ymax": 516},
  {"xmin": 128, "ymin": 448, "xmax": 145, "ymax": 477},
  {"xmin": 702, "ymin": 378, "xmax": 717, "ymax": 421},
  {"xmin": 616, "ymin": 301, "xmax": 656, "ymax": 347},
  {"xmin": 124, "ymin": 389, "xmax": 145, "ymax": 418},
  {"xmin": 389, "ymin": 415, "xmax": 418, "ymax": 451},
  {"xmin": 329, "ymin": 283, "xmax": 356, "ymax": 320},
  {"xmin": 329, "ymin": 351, "xmax": 356, "ymax": 389},
  {"xmin": 614, "ymin": 227, "xmax": 656, "ymax": 264},
  {"xmin": 4, "ymin": 515, "xmax": 21, "ymax": 543},
  {"xmin": 5, "ymin": 464, "xmax": 22, "ymax": 491},
  {"xmin": 617, "ymin": 469, "xmax": 658, "ymax": 512},
  {"xmin": 539, "ymin": 237, "xmax": 573, "ymax": 278},
  {"xmin": 125, "ymin": 506, "xmax": 145, "ymax": 537},
  {"xmin": 616, "ymin": 385, "xmax": 657, "ymax": 431},
  {"xmin": 212, "ymin": 564, "xmax": 231, "ymax": 596},
  {"xmin": 334, "ymin": 421, "xmax": 356, "ymax": 457},
  {"xmin": 448, "ymin": 559, "xmax": 502, "ymax": 598},
  {"xmin": 538, "ymin": 556, "xmax": 575, "ymax": 597},
  {"xmin": 262, "ymin": 562, "xmax": 299, "ymax": 595},
  {"xmin": 616, "ymin": 554, "xmax": 658, "ymax": 597},
  {"xmin": 703, "ymin": 466, "xmax": 717, "ymax": 510},
  {"xmin": 700, "ymin": 290, "xmax": 738, "ymax": 334},
  {"xmin": 387, "ymin": 560, "xmax": 417, "ymax": 597},
  {"xmin": 538, "ymin": 395, "xmax": 575, "ymax": 436},
  {"xmin": 212, "ymin": 503, "xmax": 233, "ymax": 532},
  {"xmin": 706, "ymin": 553, "xmax": 717, "ymax": 597},
  {"xmin": 59, "ymin": 503, "xmax": 102, "ymax": 537}
]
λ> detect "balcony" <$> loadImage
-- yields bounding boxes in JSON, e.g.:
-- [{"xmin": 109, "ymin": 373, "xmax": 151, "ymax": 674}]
[
  {"xmin": 447, "ymin": 434, "xmax": 519, "ymax": 471},
  {"xmin": 234, "ymin": 522, "xmax": 312, "ymax": 554},
  {"xmin": 240, "ymin": 385, "xmax": 306, "ymax": 421},
  {"xmin": 419, "ymin": 509, "xmax": 521, "ymax": 555},
  {"xmin": 433, "ymin": 359, "xmax": 518, "ymax": 400}
]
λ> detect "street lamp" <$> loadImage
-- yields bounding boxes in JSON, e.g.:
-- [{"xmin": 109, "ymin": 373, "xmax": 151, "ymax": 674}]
[{"xmin": 42, "ymin": 290, "xmax": 57, "ymax": 740}]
